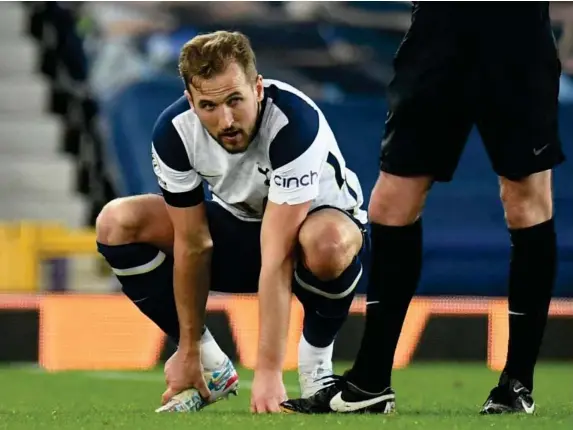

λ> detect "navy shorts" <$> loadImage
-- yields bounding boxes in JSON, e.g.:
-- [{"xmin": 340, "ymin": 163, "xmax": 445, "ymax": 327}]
[
  {"xmin": 128, "ymin": 201, "xmax": 370, "ymax": 342},
  {"xmin": 132, "ymin": 200, "xmax": 369, "ymax": 343},
  {"xmin": 205, "ymin": 200, "xmax": 370, "ymax": 294}
]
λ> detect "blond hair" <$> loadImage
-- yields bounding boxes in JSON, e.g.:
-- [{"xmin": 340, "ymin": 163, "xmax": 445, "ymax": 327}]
[{"xmin": 178, "ymin": 30, "xmax": 257, "ymax": 89}]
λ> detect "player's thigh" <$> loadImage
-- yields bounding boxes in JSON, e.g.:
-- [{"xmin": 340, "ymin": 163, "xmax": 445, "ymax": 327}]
[
  {"xmin": 476, "ymin": 24, "xmax": 565, "ymax": 180},
  {"xmin": 381, "ymin": 10, "xmax": 474, "ymax": 182},
  {"xmin": 206, "ymin": 201, "xmax": 262, "ymax": 294},
  {"xmin": 96, "ymin": 193, "xmax": 174, "ymax": 251}
]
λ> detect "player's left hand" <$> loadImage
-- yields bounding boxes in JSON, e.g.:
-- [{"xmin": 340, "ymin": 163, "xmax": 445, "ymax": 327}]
[{"xmin": 250, "ymin": 369, "xmax": 287, "ymax": 413}]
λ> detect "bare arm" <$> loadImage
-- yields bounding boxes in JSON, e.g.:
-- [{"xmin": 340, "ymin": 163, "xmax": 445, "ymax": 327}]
[
  {"xmin": 257, "ymin": 200, "xmax": 311, "ymax": 371},
  {"xmin": 150, "ymin": 106, "xmax": 212, "ymax": 355},
  {"xmin": 255, "ymin": 96, "xmax": 327, "ymax": 372},
  {"xmin": 166, "ymin": 203, "xmax": 213, "ymax": 353},
  {"xmin": 151, "ymin": 102, "xmax": 215, "ymax": 401}
]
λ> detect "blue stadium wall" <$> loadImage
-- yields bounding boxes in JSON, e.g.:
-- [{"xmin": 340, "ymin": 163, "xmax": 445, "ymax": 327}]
[{"xmin": 98, "ymin": 77, "xmax": 573, "ymax": 298}]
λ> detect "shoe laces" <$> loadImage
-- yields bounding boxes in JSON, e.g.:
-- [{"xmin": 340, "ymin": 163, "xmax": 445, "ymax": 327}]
[{"xmin": 315, "ymin": 373, "xmax": 346, "ymax": 390}]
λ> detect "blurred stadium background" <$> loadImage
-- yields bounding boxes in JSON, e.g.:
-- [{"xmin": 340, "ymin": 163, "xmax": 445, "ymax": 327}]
[{"xmin": 0, "ymin": 1, "xmax": 572, "ymax": 374}]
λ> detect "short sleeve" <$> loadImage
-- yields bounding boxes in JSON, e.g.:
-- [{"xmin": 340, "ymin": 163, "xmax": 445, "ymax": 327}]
[
  {"xmin": 267, "ymin": 92, "xmax": 326, "ymax": 205},
  {"xmin": 151, "ymin": 102, "xmax": 204, "ymax": 208}
]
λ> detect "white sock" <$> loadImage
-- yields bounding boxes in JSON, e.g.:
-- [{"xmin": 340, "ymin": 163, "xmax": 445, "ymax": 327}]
[
  {"xmin": 298, "ymin": 334, "xmax": 333, "ymax": 374},
  {"xmin": 200, "ymin": 327, "xmax": 227, "ymax": 371}
]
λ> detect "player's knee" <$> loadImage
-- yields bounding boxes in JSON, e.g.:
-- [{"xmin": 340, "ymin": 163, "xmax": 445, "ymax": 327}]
[
  {"xmin": 299, "ymin": 220, "xmax": 356, "ymax": 281},
  {"xmin": 95, "ymin": 198, "xmax": 144, "ymax": 245},
  {"xmin": 500, "ymin": 170, "xmax": 553, "ymax": 229},
  {"xmin": 369, "ymin": 172, "xmax": 431, "ymax": 226}
]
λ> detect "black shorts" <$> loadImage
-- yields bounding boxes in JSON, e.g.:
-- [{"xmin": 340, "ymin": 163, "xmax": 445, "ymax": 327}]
[{"xmin": 380, "ymin": 2, "xmax": 565, "ymax": 181}]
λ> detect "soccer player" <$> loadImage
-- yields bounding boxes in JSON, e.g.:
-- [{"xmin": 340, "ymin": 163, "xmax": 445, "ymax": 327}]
[
  {"xmin": 96, "ymin": 30, "xmax": 368, "ymax": 413},
  {"xmin": 281, "ymin": 2, "xmax": 565, "ymax": 415}
]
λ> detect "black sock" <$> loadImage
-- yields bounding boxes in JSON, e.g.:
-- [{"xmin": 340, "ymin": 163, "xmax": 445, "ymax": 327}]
[
  {"xmin": 347, "ymin": 219, "xmax": 423, "ymax": 392},
  {"xmin": 97, "ymin": 242, "xmax": 181, "ymax": 342},
  {"xmin": 293, "ymin": 255, "xmax": 362, "ymax": 348},
  {"xmin": 503, "ymin": 219, "xmax": 557, "ymax": 391}
]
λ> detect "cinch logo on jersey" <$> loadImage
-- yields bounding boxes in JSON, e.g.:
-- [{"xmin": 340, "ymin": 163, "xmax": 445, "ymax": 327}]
[{"xmin": 273, "ymin": 171, "xmax": 319, "ymax": 188}]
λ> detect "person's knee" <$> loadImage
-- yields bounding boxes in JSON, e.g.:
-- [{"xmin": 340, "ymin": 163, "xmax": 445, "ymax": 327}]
[
  {"xmin": 500, "ymin": 170, "xmax": 553, "ymax": 229},
  {"xmin": 369, "ymin": 172, "xmax": 432, "ymax": 226},
  {"xmin": 95, "ymin": 197, "xmax": 146, "ymax": 245},
  {"xmin": 298, "ymin": 212, "xmax": 362, "ymax": 281}
]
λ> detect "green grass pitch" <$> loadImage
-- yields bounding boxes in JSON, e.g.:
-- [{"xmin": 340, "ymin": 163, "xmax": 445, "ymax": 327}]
[{"xmin": 0, "ymin": 363, "xmax": 571, "ymax": 430}]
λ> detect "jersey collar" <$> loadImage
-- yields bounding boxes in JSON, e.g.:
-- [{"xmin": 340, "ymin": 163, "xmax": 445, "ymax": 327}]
[{"xmin": 250, "ymin": 92, "xmax": 268, "ymax": 143}]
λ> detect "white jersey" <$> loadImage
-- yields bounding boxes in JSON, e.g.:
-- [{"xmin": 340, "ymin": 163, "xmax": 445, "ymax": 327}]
[{"xmin": 151, "ymin": 79, "xmax": 367, "ymax": 224}]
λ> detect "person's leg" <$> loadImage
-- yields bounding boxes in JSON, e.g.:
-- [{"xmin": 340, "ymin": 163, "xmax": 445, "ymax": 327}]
[
  {"xmin": 500, "ymin": 171, "xmax": 556, "ymax": 390},
  {"xmin": 345, "ymin": 173, "xmax": 430, "ymax": 393},
  {"xmin": 292, "ymin": 207, "xmax": 364, "ymax": 397},
  {"xmin": 479, "ymin": 172, "xmax": 559, "ymax": 415},
  {"xmin": 475, "ymin": 8, "xmax": 564, "ymax": 413},
  {"xmin": 95, "ymin": 194, "xmax": 180, "ymax": 341},
  {"xmin": 205, "ymin": 201, "xmax": 364, "ymax": 399},
  {"xmin": 347, "ymin": 14, "xmax": 475, "ymax": 394},
  {"xmin": 281, "ymin": 4, "xmax": 475, "ymax": 413},
  {"xmin": 95, "ymin": 195, "xmax": 234, "ymax": 407}
]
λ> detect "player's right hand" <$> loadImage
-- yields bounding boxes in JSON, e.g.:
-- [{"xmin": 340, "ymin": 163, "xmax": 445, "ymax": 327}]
[
  {"xmin": 250, "ymin": 369, "xmax": 288, "ymax": 413},
  {"xmin": 162, "ymin": 348, "xmax": 211, "ymax": 405}
]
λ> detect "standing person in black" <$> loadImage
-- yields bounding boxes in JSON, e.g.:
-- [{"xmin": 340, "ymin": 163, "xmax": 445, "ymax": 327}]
[{"xmin": 281, "ymin": 2, "xmax": 565, "ymax": 415}]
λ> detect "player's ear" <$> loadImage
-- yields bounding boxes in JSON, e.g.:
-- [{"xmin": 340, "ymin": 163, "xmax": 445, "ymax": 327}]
[{"xmin": 255, "ymin": 75, "xmax": 264, "ymax": 103}]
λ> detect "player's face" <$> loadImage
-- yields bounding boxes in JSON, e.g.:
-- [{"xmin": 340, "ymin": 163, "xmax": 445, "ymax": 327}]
[{"xmin": 187, "ymin": 63, "xmax": 264, "ymax": 154}]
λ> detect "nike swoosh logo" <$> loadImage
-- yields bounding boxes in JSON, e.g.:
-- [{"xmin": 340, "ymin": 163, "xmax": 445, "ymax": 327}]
[
  {"xmin": 521, "ymin": 399, "xmax": 535, "ymax": 414},
  {"xmin": 533, "ymin": 144, "xmax": 549, "ymax": 156},
  {"xmin": 329, "ymin": 392, "xmax": 394, "ymax": 412},
  {"xmin": 513, "ymin": 386, "xmax": 525, "ymax": 393}
]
